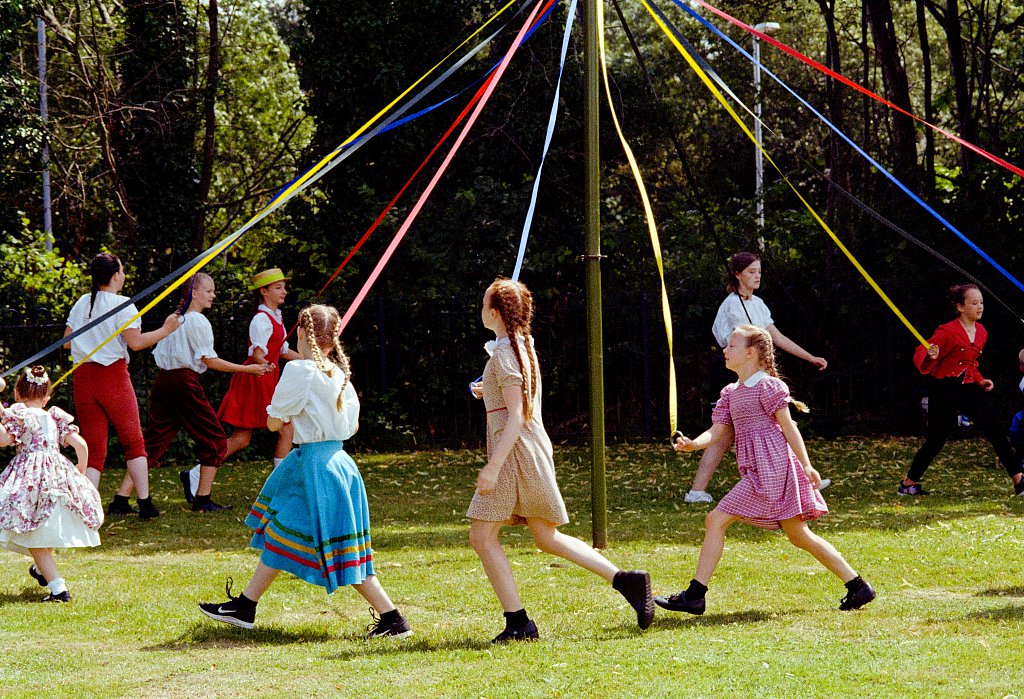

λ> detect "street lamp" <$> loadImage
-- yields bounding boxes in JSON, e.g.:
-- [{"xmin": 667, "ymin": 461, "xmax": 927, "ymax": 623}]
[{"xmin": 753, "ymin": 21, "xmax": 780, "ymax": 240}]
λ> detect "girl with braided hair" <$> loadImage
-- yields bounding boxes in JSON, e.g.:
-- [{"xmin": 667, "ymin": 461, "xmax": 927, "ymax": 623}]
[
  {"xmin": 468, "ymin": 279, "xmax": 654, "ymax": 643},
  {"xmin": 660, "ymin": 325, "xmax": 875, "ymax": 615},
  {"xmin": 200, "ymin": 304, "xmax": 411, "ymax": 638}
]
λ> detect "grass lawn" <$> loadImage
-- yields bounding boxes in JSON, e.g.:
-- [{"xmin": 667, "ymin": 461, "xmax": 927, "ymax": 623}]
[{"xmin": 2, "ymin": 438, "xmax": 1023, "ymax": 698}]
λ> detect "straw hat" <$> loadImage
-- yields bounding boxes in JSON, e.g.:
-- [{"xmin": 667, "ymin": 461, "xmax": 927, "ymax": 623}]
[{"xmin": 249, "ymin": 268, "xmax": 290, "ymax": 291}]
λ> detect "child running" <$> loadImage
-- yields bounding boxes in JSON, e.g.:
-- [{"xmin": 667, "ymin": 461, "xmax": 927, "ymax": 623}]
[
  {"xmin": 199, "ymin": 304, "xmax": 411, "ymax": 638},
  {"xmin": 143, "ymin": 273, "xmax": 271, "ymax": 512},
  {"xmin": 0, "ymin": 367, "xmax": 103, "ymax": 602},
  {"xmin": 468, "ymin": 278, "xmax": 654, "ymax": 643},
  {"xmin": 658, "ymin": 325, "xmax": 875, "ymax": 615},
  {"xmin": 181, "ymin": 268, "xmax": 300, "ymax": 503}
]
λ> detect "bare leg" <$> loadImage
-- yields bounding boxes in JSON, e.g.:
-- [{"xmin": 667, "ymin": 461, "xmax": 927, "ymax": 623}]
[
  {"xmin": 29, "ymin": 548, "xmax": 59, "ymax": 582},
  {"xmin": 274, "ymin": 423, "xmax": 294, "ymax": 460},
  {"xmin": 352, "ymin": 575, "xmax": 397, "ymax": 614},
  {"xmin": 242, "ymin": 562, "xmax": 280, "ymax": 601},
  {"xmin": 779, "ymin": 517, "xmax": 857, "ymax": 582},
  {"xmin": 469, "ymin": 519, "xmax": 523, "ymax": 612},
  {"xmin": 86, "ymin": 468, "xmax": 101, "ymax": 488},
  {"xmin": 690, "ymin": 437, "xmax": 731, "ymax": 492},
  {"xmin": 196, "ymin": 465, "xmax": 218, "ymax": 497},
  {"xmin": 526, "ymin": 519, "xmax": 619, "ymax": 582},
  {"xmin": 694, "ymin": 509, "xmax": 741, "ymax": 585},
  {"xmin": 125, "ymin": 456, "xmax": 149, "ymax": 499},
  {"xmin": 223, "ymin": 429, "xmax": 253, "ymax": 460}
]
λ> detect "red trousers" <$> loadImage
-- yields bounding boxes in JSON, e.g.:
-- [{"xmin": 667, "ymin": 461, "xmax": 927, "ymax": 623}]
[
  {"xmin": 144, "ymin": 369, "xmax": 227, "ymax": 469},
  {"xmin": 73, "ymin": 360, "xmax": 147, "ymax": 472}
]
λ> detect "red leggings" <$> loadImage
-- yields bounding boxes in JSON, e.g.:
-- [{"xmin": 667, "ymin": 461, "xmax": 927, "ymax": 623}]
[{"xmin": 73, "ymin": 360, "xmax": 147, "ymax": 472}]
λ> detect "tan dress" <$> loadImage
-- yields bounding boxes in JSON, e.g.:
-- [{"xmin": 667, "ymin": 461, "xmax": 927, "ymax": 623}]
[{"xmin": 466, "ymin": 337, "xmax": 569, "ymax": 526}]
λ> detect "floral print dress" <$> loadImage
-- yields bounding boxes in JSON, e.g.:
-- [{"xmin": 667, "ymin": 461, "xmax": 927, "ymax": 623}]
[{"xmin": 0, "ymin": 404, "xmax": 102, "ymax": 554}]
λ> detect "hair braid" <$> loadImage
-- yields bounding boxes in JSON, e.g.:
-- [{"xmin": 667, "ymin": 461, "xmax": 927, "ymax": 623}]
[
  {"xmin": 733, "ymin": 324, "xmax": 809, "ymax": 413},
  {"xmin": 487, "ymin": 278, "xmax": 539, "ymax": 421}
]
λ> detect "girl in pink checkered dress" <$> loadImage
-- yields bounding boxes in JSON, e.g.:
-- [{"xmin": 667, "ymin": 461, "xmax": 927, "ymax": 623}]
[{"xmin": 656, "ymin": 325, "xmax": 875, "ymax": 615}]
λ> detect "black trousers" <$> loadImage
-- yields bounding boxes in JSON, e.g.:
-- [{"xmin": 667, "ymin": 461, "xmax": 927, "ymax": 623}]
[{"xmin": 906, "ymin": 377, "xmax": 1022, "ymax": 482}]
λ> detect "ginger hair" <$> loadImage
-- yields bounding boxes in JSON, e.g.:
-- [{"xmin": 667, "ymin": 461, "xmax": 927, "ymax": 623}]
[
  {"xmin": 486, "ymin": 278, "xmax": 539, "ymax": 421},
  {"xmin": 298, "ymin": 304, "xmax": 351, "ymax": 412},
  {"xmin": 732, "ymin": 324, "xmax": 809, "ymax": 413}
]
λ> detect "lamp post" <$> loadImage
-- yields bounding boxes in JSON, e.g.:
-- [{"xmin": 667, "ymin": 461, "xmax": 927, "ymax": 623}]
[{"xmin": 752, "ymin": 21, "xmax": 779, "ymax": 239}]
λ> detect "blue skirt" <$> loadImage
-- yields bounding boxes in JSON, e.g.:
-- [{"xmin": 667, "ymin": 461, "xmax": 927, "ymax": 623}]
[{"xmin": 245, "ymin": 441, "xmax": 374, "ymax": 593}]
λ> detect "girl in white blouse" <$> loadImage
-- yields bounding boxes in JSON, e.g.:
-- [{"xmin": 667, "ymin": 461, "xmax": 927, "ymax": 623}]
[{"xmin": 199, "ymin": 304, "xmax": 411, "ymax": 638}]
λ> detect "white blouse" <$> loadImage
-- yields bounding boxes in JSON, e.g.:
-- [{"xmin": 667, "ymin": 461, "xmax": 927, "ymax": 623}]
[
  {"xmin": 248, "ymin": 305, "xmax": 291, "ymax": 357},
  {"xmin": 152, "ymin": 311, "xmax": 216, "ymax": 374},
  {"xmin": 711, "ymin": 293, "xmax": 774, "ymax": 348},
  {"xmin": 66, "ymin": 291, "xmax": 142, "ymax": 365},
  {"xmin": 267, "ymin": 360, "xmax": 359, "ymax": 443}
]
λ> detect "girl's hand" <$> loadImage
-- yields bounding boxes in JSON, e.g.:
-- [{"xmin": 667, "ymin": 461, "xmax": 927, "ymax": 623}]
[
  {"xmin": 673, "ymin": 435, "xmax": 696, "ymax": 452},
  {"xmin": 162, "ymin": 313, "xmax": 182, "ymax": 336},
  {"xmin": 476, "ymin": 466, "xmax": 499, "ymax": 495},
  {"xmin": 804, "ymin": 465, "xmax": 822, "ymax": 489},
  {"xmin": 247, "ymin": 364, "xmax": 271, "ymax": 376},
  {"xmin": 0, "ymin": 376, "xmax": 5, "ymax": 393},
  {"xmin": 469, "ymin": 381, "xmax": 483, "ymax": 399},
  {"xmin": 926, "ymin": 343, "xmax": 940, "ymax": 360},
  {"xmin": 981, "ymin": 379, "xmax": 995, "ymax": 391},
  {"xmin": 809, "ymin": 356, "xmax": 828, "ymax": 371}
]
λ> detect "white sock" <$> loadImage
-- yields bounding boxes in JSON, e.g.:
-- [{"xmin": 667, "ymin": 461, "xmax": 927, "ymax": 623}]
[
  {"xmin": 189, "ymin": 465, "xmax": 201, "ymax": 496},
  {"xmin": 47, "ymin": 578, "xmax": 67, "ymax": 595},
  {"xmin": 273, "ymin": 457, "xmax": 284, "ymax": 468},
  {"xmin": 688, "ymin": 490, "xmax": 706, "ymax": 495}
]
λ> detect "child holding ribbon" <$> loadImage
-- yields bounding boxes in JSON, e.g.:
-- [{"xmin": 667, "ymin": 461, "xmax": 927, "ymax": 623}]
[
  {"xmin": 661, "ymin": 324, "xmax": 874, "ymax": 615},
  {"xmin": 0, "ymin": 366, "xmax": 102, "ymax": 602},
  {"xmin": 468, "ymin": 278, "xmax": 654, "ymax": 643}
]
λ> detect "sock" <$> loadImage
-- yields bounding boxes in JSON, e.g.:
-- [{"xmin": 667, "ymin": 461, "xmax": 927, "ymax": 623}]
[
  {"xmin": 688, "ymin": 490, "xmax": 706, "ymax": 495},
  {"xmin": 138, "ymin": 496, "xmax": 155, "ymax": 509},
  {"xmin": 611, "ymin": 570, "xmax": 633, "ymax": 592},
  {"xmin": 685, "ymin": 579, "xmax": 708, "ymax": 600},
  {"xmin": 47, "ymin": 578, "xmax": 68, "ymax": 595},
  {"xmin": 379, "ymin": 608, "xmax": 401, "ymax": 623},
  {"xmin": 189, "ymin": 465, "xmax": 201, "ymax": 496},
  {"xmin": 236, "ymin": 593, "xmax": 258, "ymax": 609},
  {"xmin": 194, "ymin": 494, "xmax": 211, "ymax": 507},
  {"xmin": 844, "ymin": 576, "xmax": 865, "ymax": 592},
  {"xmin": 273, "ymin": 457, "xmax": 285, "ymax": 468},
  {"xmin": 504, "ymin": 608, "xmax": 529, "ymax": 628},
  {"xmin": 111, "ymin": 494, "xmax": 130, "ymax": 506}
]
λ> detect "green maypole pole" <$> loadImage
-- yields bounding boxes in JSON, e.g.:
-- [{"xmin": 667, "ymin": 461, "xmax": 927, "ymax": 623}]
[{"xmin": 584, "ymin": 0, "xmax": 607, "ymax": 548}]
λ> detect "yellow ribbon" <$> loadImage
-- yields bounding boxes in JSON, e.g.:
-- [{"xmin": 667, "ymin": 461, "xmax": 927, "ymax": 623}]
[
  {"xmin": 52, "ymin": 0, "xmax": 523, "ymax": 388},
  {"xmin": 639, "ymin": 0, "xmax": 929, "ymax": 348},
  {"xmin": 598, "ymin": 1, "xmax": 679, "ymax": 435}
]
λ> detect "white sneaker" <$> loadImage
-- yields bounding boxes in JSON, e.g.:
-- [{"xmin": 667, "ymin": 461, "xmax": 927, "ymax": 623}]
[
  {"xmin": 817, "ymin": 478, "xmax": 831, "ymax": 491},
  {"xmin": 684, "ymin": 490, "xmax": 714, "ymax": 504}
]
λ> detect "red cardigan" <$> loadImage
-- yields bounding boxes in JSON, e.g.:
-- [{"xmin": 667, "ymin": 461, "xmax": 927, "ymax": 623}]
[{"xmin": 913, "ymin": 319, "xmax": 987, "ymax": 384}]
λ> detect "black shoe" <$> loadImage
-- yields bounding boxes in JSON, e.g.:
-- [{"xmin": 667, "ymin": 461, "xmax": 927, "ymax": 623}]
[
  {"xmin": 41, "ymin": 590, "xmax": 71, "ymax": 603},
  {"xmin": 365, "ymin": 609, "xmax": 414, "ymax": 639},
  {"xmin": 180, "ymin": 470, "xmax": 195, "ymax": 504},
  {"xmin": 654, "ymin": 590, "xmax": 706, "ymax": 616},
  {"xmin": 199, "ymin": 578, "xmax": 256, "ymax": 629},
  {"xmin": 192, "ymin": 500, "xmax": 232, "ymax": 512},
  {"xmin": 28, "ymin": 564, "xmax": 47, "ymax": 587},
  {"xmin": 840, "ymin": 581, "xmax": 877, "ymax": 611},
  {"xmin": 138, "ymin": 498, "xmax": 161, "ymax": 520},
  {"xmin": 106, "ymin": 498, "xmax": 137, "ymax": 515},
  {"xmin": 492, "ymin": 619, "xmax": 539, "ymax": 644},
  {"xmin": 897, "ymin": 482, "xmax": 929, "ymax": 496},
  {"xmin": 613, "ymin": 570, "xmax": 655, "ymax": 630}
]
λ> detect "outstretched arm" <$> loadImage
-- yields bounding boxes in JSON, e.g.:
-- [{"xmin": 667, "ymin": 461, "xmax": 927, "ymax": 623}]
[
  {"xmin": 775, "ymin": 406, "xmax": 821, "ymax": 487},
  {"xmin": 673, "ymin": 423, "xmax": 732, "ymax": 452},
  {"xmin": 203, "ymin": 357, "xmax": 271, "ymax": 376},
  {"xmin": 767, "ymin": 324, "xmax": 827, "ymax": 370},
  {"xmin": 123, "ymin": 314, "xmax": 181, "ymax": 351}
]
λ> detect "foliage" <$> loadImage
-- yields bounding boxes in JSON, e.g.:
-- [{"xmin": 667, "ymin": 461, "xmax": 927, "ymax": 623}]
[
  {"xmin": 0, "ymin": 217, "xmax": 86, "ymax": 320},
  {"xmin": 1, "ymin": 439, "xmax": 1024, "ymax": 697}
]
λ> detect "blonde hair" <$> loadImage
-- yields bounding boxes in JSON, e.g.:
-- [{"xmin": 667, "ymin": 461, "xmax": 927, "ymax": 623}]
[
  {"xmin": 298, "ymin": 304, "xmax": 351, "ymax": 412},
  {"xmin": 486, "ymin": 278, "xmax": 539, "ymax": 421},
  {"xmin": 732, "ymin": 325, "xmax": 809, "ymax": 413}
]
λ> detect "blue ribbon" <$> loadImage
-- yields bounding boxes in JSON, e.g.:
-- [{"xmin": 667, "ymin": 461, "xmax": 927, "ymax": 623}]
[{"xmin": 670, "ymin": 0, "xmax": 1024, "ymax": 294}]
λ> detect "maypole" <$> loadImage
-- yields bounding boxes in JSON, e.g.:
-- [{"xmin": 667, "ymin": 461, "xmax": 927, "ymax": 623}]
[{"xmin": 584, "ymin": 0, "xmax": 607, "ymax": 548}]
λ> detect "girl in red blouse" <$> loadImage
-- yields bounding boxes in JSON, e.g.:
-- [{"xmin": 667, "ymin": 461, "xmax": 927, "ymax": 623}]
[{"xmin": 900, "ymin": 284, "xmax": 1024, "ymax": 496}]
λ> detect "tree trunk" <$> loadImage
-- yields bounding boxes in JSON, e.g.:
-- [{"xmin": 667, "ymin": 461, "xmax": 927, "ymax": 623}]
[
  {"xmin": 915, "ymin": 0, "xmax": 935, "ymax": 197},
  {"xmin": 195, "ymin": 0, "xmax": 219, "ymax": 251}
]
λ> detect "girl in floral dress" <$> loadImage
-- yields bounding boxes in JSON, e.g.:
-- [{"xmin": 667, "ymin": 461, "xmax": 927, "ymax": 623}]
[
  {"xmin": 659, "ymin": 325, "xmax": 874, "ymax": 615},
  {"xmin": 0, "ymin": 367, "xmax": 102, "ymax": 602}
]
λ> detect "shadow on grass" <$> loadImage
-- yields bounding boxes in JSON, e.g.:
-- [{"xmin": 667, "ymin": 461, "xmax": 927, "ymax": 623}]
[
  {"xmin": 976, "ymin": 585, "xmax": 1024, "ymax": 598},
  {"xmin": 323, "ymin": 635, "xmax": 492, "ymax": 659},
  {"xmin": 146, "ymin": 623, "xmax": 337, "ymax": 650},
  {"xmin": 0, "ymin": 589, "xmax": 49, "ymax": 605},
  {"xmin": 647, "ymin": 609, "xmax": 783, "ymax": 629},
  {"xmin": 962, "ymin": 603, "xmax": 1024, "ymax": 621}
]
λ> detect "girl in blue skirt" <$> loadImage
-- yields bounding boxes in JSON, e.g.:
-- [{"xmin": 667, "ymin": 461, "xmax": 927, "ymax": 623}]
[{"xmin": 199, "ymin": 304, "xmax": 411, "ymax": 637}]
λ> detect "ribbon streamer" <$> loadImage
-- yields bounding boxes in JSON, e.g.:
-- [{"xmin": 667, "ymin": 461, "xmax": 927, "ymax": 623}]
[
  {"xmin": 599, "ymin": 0, "xmax": 679, "ymax": 435},
  {"xmin": 642, "ymin": 0, "xmax": 929, "ymax": 347}
]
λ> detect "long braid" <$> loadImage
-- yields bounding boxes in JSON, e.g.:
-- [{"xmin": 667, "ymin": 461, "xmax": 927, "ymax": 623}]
[
  {"xmin": 734, "ymin": 324, "xmax": 809, "ymax": 413},
  {"xmin": 330, "ymin": 310, "xmax": 349, "ymax": 411},
  {"xmin": 488, "ymin": 278, "xmax": 538, "ymax": 421},
  {"xmin": 301, "ymin": 309, "xmax": 329, "ymax": 376},
  {"xmin": 300, "ymin": 304, "xmax": 348, "ymax": 413}
]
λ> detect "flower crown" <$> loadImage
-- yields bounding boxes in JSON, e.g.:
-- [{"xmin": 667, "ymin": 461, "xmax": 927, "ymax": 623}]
[{"xmin": 25, "ymin": 370, "xmax": 49, "ymax": 386}]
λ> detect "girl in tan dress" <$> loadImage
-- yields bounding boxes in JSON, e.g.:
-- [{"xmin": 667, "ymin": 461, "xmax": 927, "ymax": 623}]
[{"xmin": 467, "ymin": 278, "xmax": 654, "ymax": 643}]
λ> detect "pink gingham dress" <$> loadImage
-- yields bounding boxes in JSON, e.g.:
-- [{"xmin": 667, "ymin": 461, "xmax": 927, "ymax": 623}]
[{"xmin": 713, "ymin": 372, "xmax": 827, "ymax": 530}]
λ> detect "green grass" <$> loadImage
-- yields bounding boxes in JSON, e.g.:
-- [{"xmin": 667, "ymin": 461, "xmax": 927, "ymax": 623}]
[{"xmin": 2, "ymin": 438, "xmax": 1024, "ymax": 698}]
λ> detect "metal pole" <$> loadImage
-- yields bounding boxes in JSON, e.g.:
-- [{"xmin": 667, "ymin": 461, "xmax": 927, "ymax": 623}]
[
  {"xmin": 38, "ymin": 15, "xmax": 52, "ymax": 250},
  {"xmin": 752, "ymin": 22, "xmax": 779, "ymax": 246},
  {"xmin": 584, "ymin": 0, "xmax": 606, "ymax": 548}
]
